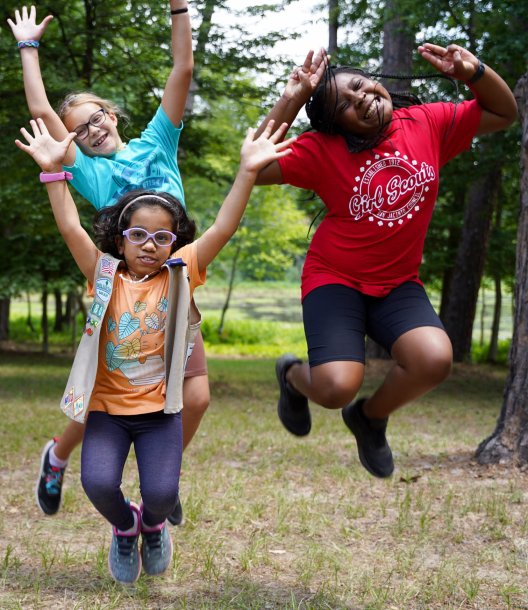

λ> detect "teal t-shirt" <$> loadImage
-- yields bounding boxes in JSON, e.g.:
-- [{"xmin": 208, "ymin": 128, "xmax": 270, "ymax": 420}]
[{"xmin": 64, "ymin": 106, "xmax": 185, "ymax": 210}]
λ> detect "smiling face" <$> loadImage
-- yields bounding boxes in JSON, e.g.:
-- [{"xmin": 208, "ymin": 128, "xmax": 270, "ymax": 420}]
[
  {"xmin": 63, "ymin": 102, "xmax": 123, "ymax": 157},
  {"xmin": 330, "ymin": 72, "xmax": 393, "ymax": 136},
  {"xmin": 117, "ymin": 206, "xmax": 176, "ymax": 279}
]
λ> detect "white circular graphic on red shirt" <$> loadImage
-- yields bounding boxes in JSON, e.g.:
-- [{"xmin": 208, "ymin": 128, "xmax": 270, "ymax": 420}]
[{"xmin": 348, "ymin": 154, "xmax": 436, "ymax": 226}]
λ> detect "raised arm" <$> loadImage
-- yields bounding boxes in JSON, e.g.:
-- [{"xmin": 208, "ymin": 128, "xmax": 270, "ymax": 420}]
[
  {"xmin": 15, "ymin": 119, "xmax": 98, "ymax": 281},
  {"xmin": 195, "ymin": 121, "xmax": 295, "ymax": 272},
  {"xmin": 418, "ymin": 43, "xmax": 518, "ymax": 135},
  {"xmin": 161, "ymin": 1, "xmax": 194, "ymax": 126},
  {"xmin": 8, "ymin": 7, "xmax": 72, "ymax": 147},
  {"xmin": 255, "ymin": 49, "xmax": 327, "ymax": 185}
]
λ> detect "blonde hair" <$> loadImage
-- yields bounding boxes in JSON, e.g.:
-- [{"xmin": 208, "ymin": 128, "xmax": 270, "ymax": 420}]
[{"xmin": 58, "ymin": 92, "xmax": 129, "ymax": 125}]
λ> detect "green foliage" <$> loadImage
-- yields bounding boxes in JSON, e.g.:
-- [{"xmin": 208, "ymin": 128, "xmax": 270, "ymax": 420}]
[
  {"xmin": 471, "ymin": 339, "xmax": 511, "ymax": 365},
  {"xmin": 201, "ymin": 315, "xmax": 306, "ymax": 357},
  {"xmin": 7, "ymin": 312, "xmax": 85, "ymax": 349}
]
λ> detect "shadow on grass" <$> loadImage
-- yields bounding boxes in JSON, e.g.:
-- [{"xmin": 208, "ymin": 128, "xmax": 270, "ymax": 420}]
[{"xmin": 2, "ymin": 565, "xmax": 361, "ymax": 609}]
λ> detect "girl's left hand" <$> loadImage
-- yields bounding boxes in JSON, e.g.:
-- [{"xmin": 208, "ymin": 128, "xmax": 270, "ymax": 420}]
[
  {"xmin": 15, "ymin": 118, "xmax": 76, "ymax": 172},
  {"xmin": 240, "ymin": 120, "xmax": 296, "ymax": 174},
  {"xmin": 418, "ymin": 43, "xmax": 479, "ymax": 82},
  {"xmin": 284, "ymin": 48, "xmax": 328, "ymax": 102}
]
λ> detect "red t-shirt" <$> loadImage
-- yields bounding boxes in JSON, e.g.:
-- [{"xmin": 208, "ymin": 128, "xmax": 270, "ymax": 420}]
[{"xmin": 278, "ymin": 100, "xmax": 482, "ymax": 298}]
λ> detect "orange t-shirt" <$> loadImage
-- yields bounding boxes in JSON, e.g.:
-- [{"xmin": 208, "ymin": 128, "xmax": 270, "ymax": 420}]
[{"xmin": 88, "ymin": 242, "xmax": 205, "ymax": 416}]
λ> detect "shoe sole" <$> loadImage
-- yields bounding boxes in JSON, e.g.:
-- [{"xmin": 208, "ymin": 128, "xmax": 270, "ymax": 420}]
[{"xmin": 35, "ymin": 439, "xmax": 61, "ymax": 516}]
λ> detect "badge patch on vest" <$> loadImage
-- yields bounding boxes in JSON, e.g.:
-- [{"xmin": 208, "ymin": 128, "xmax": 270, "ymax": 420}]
[
  {"xmin": 63, "ymin": 386, "xmax": 85, "ymax": 419},
  {"xmin": 95, "ymin": 278, "xmax": 112, "ymax": 302}
]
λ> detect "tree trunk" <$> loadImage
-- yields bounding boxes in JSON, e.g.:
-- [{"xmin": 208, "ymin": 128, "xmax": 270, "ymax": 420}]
[
  {"xmin": 26, "ymin": 292, "xmax": 35, "ymax": 332},
  {"xmin": 381, "ymin": 0, "xmax": 414, "ymax": 91},
  {"xmin": 487, "ymin": 276, "xmax": 502, "ymax": 363},
  {"xmin": 54, "ymin": 288, "xmax": 64, "ymax": 332},
  {"xmin": 218, "ymin": 242, "xmax": 242, "ymax": 336},
  {"xmin": 328, "ymin": 0, "xmax": 339, "ymax": 56},
  {"xmin": 441, "ymin": 158, "xmax": 501, "ymax": 361},
  {"xmin": 0, "ymin": 298, "xmax": 10, "ymax": 341},
  {"xmin": 476, "ymin": 73, "xmax": 528, "ymax": 465},
  {"xmin": 479, "ymin": 286, "xmax": 486, "ymax": 346},
  {"xmin": 487, "ymin": 188, "xmax": 504, "ymax": 363},
  {"xmin": 41, "ymin": 289, "xmax": 49, "ymax": 354},
  {"xmin": 65, "ymin": 291, "xmax": 75, "ymax": 325}
]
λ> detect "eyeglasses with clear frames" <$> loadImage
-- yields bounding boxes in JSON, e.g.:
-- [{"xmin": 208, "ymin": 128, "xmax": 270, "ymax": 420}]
[
  {"xmin": 73, "ymin": 108, "xmax": 107, "ymax": 140},
  {"xmin": 122, "ymin": 227, "xmax": 177, "ymax": 247}
]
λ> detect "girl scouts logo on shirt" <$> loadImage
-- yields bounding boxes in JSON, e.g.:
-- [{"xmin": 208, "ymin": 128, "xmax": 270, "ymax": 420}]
[
  {"xmin": 349, "ymin": 152, "xmax": 436, "ymax": 227},
  {"xmin": 95, "ymin": 278, "xmax": 112, "ymax": 302}
]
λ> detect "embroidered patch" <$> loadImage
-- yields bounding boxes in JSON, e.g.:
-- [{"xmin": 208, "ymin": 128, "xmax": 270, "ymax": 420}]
[
  {"xmin": 90, "ymin": 301, "xmax": 104, "ymax": 319},
  {"xmin": 73, "ymin": 395, "xmax": 84, "ymax": 417},
  {"xmin": 63, "ymin": 387, "xmax": 85, "ymax": 418},
  {"xmin": 95, "ymin": 278, "xmax": 112, "ymax": 302},
  {"xmin": 101, "ymin": 258, "xmax": 115, "ymax": 276}
]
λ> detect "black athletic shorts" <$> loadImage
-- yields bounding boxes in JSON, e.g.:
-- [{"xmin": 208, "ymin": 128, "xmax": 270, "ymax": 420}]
[{"xmin": 302, "ymin": 282, "xmax": 445, "ymax": 367}]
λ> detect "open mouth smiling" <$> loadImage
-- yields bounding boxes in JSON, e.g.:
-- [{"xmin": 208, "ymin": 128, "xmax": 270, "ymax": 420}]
[
  {"xmin": 364, "ymin": 97, "xmax": 380, "ymax": 121},
  {"xmin": 93, "ymin": 133, "xmax": 108, "ymax": 148}
]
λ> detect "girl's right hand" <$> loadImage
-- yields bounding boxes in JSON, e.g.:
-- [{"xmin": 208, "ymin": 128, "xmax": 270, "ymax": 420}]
[
  {"xmin": 7, "ymin": 5, "xmax": 53, "ymax": 42},
  {"xmin": 15, "ymin": 118, "xmax": 76, "ymax": 172},
  {"xmin": 283, "ymin": 48, "xmax": 328, "ymax": 102}
]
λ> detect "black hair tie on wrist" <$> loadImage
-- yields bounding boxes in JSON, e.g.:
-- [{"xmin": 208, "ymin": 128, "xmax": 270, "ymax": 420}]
[
  {"xmin": 171, "ymin": 7, "xmax": 188, "ymax": 14},
  {"xmin": 467, "ymin": 61, "xmax": 485, "ymax": 85}
]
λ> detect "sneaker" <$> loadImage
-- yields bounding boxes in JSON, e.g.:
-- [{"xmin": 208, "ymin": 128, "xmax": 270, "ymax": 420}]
[
  {"xmin": 167, "ymin": 497, "xmax": 184, "ymax": 526},
  {"xmin": 141, "ymin": 517, "xmax": 173, "ymax": 576},
  {"xmin": 342, "ymin": 398, "xmax": 394, "ymax": 478},
  {"xmin": 108, "ymin": 501, "xmax": 142, "ymax": 584},
  {"xmin": 35, "ymin": 438, "xmax": 66, "ymax": 515},
  {"xmin": 275, "ymin": 354, "xmax": 311, "ymax": 436}
]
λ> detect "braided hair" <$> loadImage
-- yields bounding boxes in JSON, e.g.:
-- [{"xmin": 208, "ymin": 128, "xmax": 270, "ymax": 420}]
[{"xmin": 306, "ymin": 64, "xmax": 457, "ymax": 153}]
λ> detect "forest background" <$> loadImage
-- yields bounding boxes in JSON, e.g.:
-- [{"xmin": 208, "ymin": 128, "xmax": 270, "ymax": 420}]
[
  {"xmin": 2, "ymin": 2, "xmax": 528, "ymax": 608},
  {"xmin": 0, "ymin": 0, "xmax": 525, "ymax": 365}
]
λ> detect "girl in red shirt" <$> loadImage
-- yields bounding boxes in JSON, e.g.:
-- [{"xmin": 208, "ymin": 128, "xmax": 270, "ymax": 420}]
[{"xmin": 256, "ymin": 42, "xmax": 517, "ymax": 478}]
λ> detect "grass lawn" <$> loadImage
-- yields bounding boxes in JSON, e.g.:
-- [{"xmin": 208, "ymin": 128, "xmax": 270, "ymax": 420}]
[{"xmin": 1, "ymin": 351, "xmax": 527, "ymax": 609}]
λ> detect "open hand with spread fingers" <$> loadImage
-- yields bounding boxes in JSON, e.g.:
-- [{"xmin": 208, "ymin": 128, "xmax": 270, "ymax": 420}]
[
  {"xmin": 15, "ymin": 118, "xmax": 76, "ymax": 172},
  {"xmin": 239, "ymin": 120, "xmax": 296, "ymax": 175},
  {"xmin": 7, "ymin": 5, "xmax": 53, "ymax": 43}
]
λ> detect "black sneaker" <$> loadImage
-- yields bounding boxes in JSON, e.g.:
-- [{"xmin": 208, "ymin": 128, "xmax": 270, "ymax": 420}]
[
  {"xmin": 275, "ymin": 354, "xmax": 311, "ymax": 436},
  {"xmin": 167, "ymin": 497, "xmax": 183, "ymax": 526},
  {"xmin": 342, "ymin": 398, "xmax": 394, "ymax": 478},
  {"xmin": 35, "ymin": 438, "xmax": 66, "ymax": 515}
]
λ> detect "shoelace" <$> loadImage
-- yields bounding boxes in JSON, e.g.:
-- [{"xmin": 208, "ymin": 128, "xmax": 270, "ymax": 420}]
[
  {"xmin": 115, "ymin": 534, "xmax": 138, "ymax": 558},
  {"xmin": 143, "ymin": 529, "xmax": 163, "ymax": 554}
]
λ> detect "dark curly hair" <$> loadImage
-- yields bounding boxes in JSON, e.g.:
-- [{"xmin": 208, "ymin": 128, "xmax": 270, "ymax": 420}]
[{"xmin": 92, "ymin": 189, "xmax": 196, "ymax": 259}]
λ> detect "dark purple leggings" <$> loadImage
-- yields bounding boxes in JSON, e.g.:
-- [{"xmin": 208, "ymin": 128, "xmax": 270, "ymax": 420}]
[{"xmin": 81, "ymin": 410, "xmax": 182, "ymax": 530}]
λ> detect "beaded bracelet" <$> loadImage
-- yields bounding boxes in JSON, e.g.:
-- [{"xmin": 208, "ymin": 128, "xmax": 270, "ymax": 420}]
[
  {"xmin": 171, "ymin": 7, "xmax": 188, "ymax": 14},
  {"xmin": 17, "ymin": 40, "xmax": 40, "ymax": 49}
]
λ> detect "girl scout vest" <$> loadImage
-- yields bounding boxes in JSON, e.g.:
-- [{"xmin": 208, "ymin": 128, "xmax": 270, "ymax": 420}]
[{"xmin": 61, "ymin": 254, "xmax": 201, "ymax": 423}]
